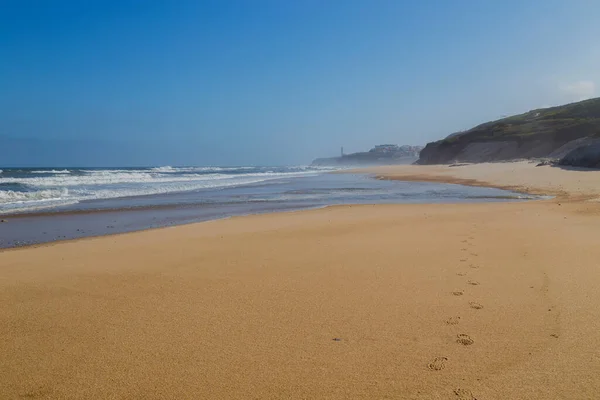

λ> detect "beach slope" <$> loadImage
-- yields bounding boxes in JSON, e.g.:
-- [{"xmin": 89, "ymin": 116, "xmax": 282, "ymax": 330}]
[{"xmin": 2, "ymin": 162, "xmax": 600, "ymax": 399}]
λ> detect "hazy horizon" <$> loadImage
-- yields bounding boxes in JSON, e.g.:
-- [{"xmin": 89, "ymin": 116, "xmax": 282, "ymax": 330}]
[{"xmin": 2, "ymin": 1, "xmax": 599, "ymax": 167}]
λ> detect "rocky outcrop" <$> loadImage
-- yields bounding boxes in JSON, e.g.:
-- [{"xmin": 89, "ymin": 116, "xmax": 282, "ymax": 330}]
[
  {"xmin": 558, "ymin": 140, "xmax": 600, "ymax": 168},
  {"xmin": 547, "ymin": 137, "xmax": 600, "ymax": 159}
]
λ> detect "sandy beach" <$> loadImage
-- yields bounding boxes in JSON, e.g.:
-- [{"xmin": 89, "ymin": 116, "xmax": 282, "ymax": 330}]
[
  {"xmin": 354, "ymin": 160, "xmax": 600, "ymax": 199},
  {"xmin": 2, "ymin": 162, "xmax": 600, "ymax": 399}
]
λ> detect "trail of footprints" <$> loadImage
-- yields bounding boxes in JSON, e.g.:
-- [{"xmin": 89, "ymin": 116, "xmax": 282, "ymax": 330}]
[{"xmin": 428, "ymin": 229, "xmax": 483, "ymax": 399}]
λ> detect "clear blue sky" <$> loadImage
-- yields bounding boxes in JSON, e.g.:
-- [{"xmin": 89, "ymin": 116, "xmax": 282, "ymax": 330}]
[{"xmin": 1, "ymin": 0, "xmax": 599, "ymax": 166}]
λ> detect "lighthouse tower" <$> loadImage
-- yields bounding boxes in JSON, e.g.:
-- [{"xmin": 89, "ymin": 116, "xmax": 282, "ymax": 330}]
[{"xmin": 341, "ymin": 146, "xmax": 344, "ymax": 157}]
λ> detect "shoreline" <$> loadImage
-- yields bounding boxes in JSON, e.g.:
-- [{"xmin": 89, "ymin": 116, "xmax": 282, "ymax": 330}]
[
  {"xmin": 0, "ymin": 204, "xmax": 330, "ymax": 254},
  {"xmin": 0, "ymin": 172, "xmax": 528, "ymax": 250},
  {"xmin": 351, "ymin": 167, "xmax": 555, "ymax": 198},
  {"xmin": 2, "ymin": 162, "xmax": 600, "ymax": 398},
  {"xmin": 350, "ymin": 161, "xmax": 600, "ymax": 201}
]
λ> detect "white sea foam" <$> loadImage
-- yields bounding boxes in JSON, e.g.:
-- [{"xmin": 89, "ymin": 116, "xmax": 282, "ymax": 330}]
[
  {"xmin": 0, "ymin": 188, "xmax": 70, "ymax": 202},
  {"xmin": 31, "ymin": 169, "xmax": 71, "ymax": 174},
  {"xmin": 0, "ymin": 170, "xmax": 323, "ymax": 188},
  {"xmin": 0, "ymin": 189, "xmax": 74, "ymax": 213},
  {"xmin": 0, "ymin": 166, "xmax": 337, "ymax": 212},
  {"xmin": 150, "ymin": 166, "xmax": 178, "ymax": 173}
]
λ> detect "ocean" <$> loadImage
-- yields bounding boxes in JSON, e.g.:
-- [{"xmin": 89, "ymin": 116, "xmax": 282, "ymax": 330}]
[
  {"xmin": 0, "ymin": 166, "xmax": 538, "ymax": 248},
  {"xmin": 0, "ymin": 166, "xmax": 336, "ymax": 214}
]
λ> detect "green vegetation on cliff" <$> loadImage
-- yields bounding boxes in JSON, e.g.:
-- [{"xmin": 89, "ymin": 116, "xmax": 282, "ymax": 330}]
[{"xmin": 418, "ymin": 97, "xmax": 600, "ymax": 164}]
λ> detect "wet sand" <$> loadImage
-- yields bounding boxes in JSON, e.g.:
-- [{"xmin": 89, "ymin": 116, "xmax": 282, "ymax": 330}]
[
  {"xmin": 0, "ymin": 174, "xmax": 526, "ymax": 249},
  {"xmin": 354, "ymin": 160, "xmax": 600, "ymax": 199},
  {"xmin": 2, "ymin": 162, "xmax": 600, "ymax": 399}
]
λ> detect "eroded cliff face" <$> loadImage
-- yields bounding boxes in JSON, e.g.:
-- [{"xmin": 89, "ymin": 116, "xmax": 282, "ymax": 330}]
[
  {"xmin": 418, "ymin": 137, "xmax": 600, "ymax": 168},
  {"xmin": 558, "ymin": 140, "xmax": 600, "ymax": 168},
  {"xmin": 418, "ymin": 140, "xmax": 559, "ymax": 164}
]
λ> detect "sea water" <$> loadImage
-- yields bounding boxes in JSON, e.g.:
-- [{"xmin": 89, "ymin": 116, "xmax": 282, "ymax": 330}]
[{"xmin": 0, "ymin": 166, "xmax": 538, "ymax": 248}]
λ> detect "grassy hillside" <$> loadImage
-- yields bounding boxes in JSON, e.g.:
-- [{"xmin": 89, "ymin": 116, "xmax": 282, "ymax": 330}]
[{"xmin": 418, "ymin": 97, "xmax": 600, "ymax": 164}]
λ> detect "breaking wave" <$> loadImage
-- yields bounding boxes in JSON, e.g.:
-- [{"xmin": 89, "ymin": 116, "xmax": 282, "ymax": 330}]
[{"xmin": 0, "ymin": 166, "xmax": 337, "ymax": 213}]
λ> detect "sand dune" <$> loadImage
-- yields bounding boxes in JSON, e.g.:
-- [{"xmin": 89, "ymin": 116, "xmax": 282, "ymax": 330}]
[{"xmin": 2, "ymin": 163, "xmax": 600, "ymax": 399}]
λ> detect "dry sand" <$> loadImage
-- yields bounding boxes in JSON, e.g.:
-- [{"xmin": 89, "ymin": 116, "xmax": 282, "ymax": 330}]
[{"xmin": 2, "ymin": 162, "xmax": 600, "ymax": 399}]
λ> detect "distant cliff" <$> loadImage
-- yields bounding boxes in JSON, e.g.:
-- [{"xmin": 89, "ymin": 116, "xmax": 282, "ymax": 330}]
[
  {"xmin": 417, "ymin": 98, "xmax": 600, "ymax": 165},
  {"xmin": 312, "ymin": 144, "xmax": 423, "ymax": 166}
]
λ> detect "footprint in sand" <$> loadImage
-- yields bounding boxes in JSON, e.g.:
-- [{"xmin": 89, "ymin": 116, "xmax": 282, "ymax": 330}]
[
  {"xmin": 470, "ymin": 253, "xmax": 478, "ymax": 257},
  {"xmin": 469, "ymin": 302, "xmax": 484, "ymax": 310},
  {"xmin": 445, "ymin": 317, "xmax": 461, "ymax": 325},
  {"xmin": 469, "ymin": 264, "xmax": 479, "ymax": 269},
  {"xmin": 427, "ymin": 357, "xmax": 448, "ymax": 371},
  {"xmin": 456, "ymin": 272, "xmax": 467, "ymax": 276},
  {"xmin": 454, "ymin": 388, "xmax": 477, "ymax": 399},
  {"xmin": 456, "ymin": 334, "xmax": 474, "ymax": 346},
  {"xmin": 460, "ymin": 259, "xmax": 468, "ymax": 262},
  {"xmin": 452, "ymin": 290, "xmax": 464, "ymax": 296},
  {"xmin": 19, "ymin": 387, "xmax": 51, "ymax": 399},
  {"xmin": 467, "ymin": 280, "xmax": 480, "ymax": 286},
  {"xmin": 461, "ymin": 248, "xmax": 468, "ymax": 251}
]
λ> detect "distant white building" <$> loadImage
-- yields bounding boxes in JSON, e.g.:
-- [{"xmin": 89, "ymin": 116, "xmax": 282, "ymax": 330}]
[{"xmin": 370, "ymin": 144, "xmax": 400, "ymax": 153}]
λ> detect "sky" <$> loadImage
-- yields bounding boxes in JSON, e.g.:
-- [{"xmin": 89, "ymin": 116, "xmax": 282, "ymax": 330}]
[{"xmin": 1, "ymin": 0, "xmax": 600, "ymax": 167}]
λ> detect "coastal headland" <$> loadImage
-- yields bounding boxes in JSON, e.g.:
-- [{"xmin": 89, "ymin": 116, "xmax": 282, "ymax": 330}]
[{"xmin": 2, "ymin": 162, "xmax": 600, "ymax": 399}]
